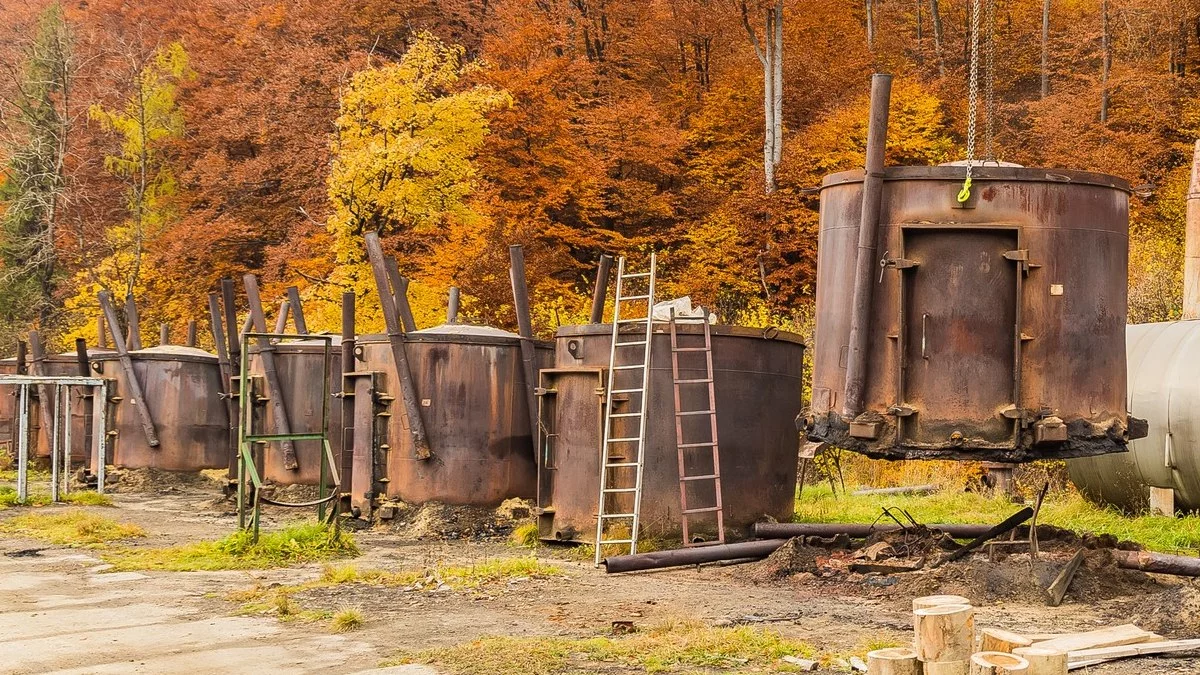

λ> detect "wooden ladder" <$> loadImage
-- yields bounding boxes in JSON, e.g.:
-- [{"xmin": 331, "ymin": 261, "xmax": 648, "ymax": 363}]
[{"xmin": 669, "ymin": 313, "xmax": 724, "ymax": 546}]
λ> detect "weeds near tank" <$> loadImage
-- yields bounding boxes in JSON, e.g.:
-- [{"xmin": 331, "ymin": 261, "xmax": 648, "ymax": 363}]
[
  {"xmin": 509, "ymin": 522, "xmax": 539, "ymax": 548},
  {"xmin": 0, "ymin": 509, "xmax": 144, "ymax": 545},
  {"xmin": 387, "ymin": 619, "xmax": 816, "ymax": 674},
  {"xmin": 330, "ymin": 606, "xmax": 365, "ymax": 632},
  {"xmin": 794, "ymin": 484, "xmax": 1200, "ymax": 554},
  {"xmin": 0, "ymin": 486, "xmax": 112, "ymax": 509},
  {"xmin": 102, "ymin": 521, "xmax": 358, "ymax": 571}
]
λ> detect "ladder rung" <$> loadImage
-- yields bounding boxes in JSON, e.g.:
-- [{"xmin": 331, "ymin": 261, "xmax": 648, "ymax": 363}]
[
  {"xmin": 676, "ymin": 378, "xmax": 713, "ymax": 384},
  {"xmin": 680, "ymin": 474, "xmax": 719, "ymax": 481},
  {"xmin": 614, "ymin": 341, "xmax": 647, "ymax": 347},
  {"xmin": 616, "ymin": 318, "xmax": 648, "ymax": 324},
  {"xmin": 622, "ymin": 272, "xmax": 652, "ymax": 278},
  {"xmin": 599, "ymin": 538, "xmax": 634, "ymax": 544},
  {"xmin": 619, "ymin": 294, "xmax": 650, "ymax": 301},
  {"xmin": 612, "ymin": 364, "xmax": 645, "ymax": 370},
  {"xmin": 679, "ymin": 441, "xmax": 717, "ymax": 448},
  {"xmin": 675, "ymin": 409, "xmax": 715, "ymax": 416},
  {"xmin": 610, "ymin": 412, "xmax": 642, "ymax": 418},
  {"xmin": 599, "ymin": 513, "xmax": 636, "ymax": 519},
  {"xmin": 682, "ymin": 506, "xmax": 722, "ymax": 514},
  {"xmin": 610, "ymin": 388, "xmax": 643, "ymax": 394},
  {"xmin": 607, "ymin": 437, "xmax": 641, "ymax": 443},
  {"xmin": 605, "ymin": 461, "xmax": 640, "ymax": 467},
  {"xmin": 603, "ymin": 487, "xmax": 638, "ymax": 493},
  {"xmin": 673, "ymin": 347, "xmax": 709, "ymax": 352}
]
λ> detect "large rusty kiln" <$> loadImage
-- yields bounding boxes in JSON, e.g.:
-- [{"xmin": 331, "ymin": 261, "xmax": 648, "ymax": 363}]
[
  {"xmin": 351, "ymin": 324, "xmax": 550, "ymax": 507},
  {"xmin": 805, "ymin": 164, "xmax": 1143, "ymax": 462},
  {"xmin": 535, "ymin": 323, "xmax": 805, "ymax": 542},
  {"xmin": 91, "ymin": 345, "xmax": 228, "ymax": 471}
]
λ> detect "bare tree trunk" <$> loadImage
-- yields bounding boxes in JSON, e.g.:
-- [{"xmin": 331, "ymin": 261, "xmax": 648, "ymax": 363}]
[
  {"xmin": 866, "ymin": 0, "xmax": 874, "ymax": 48},
  {"xmin": 772, "ymin": 0, "xmax": 783, "ymax": 170},
  {"xmin": 1100, "ymin": 0, "xmax": 1110, "ymax": 123},
  {"xmin": 930, "ymin": 0, "xmax": 946, "ymax": 76},
  {"xmin": 1041, "ymin": 0, "xmax": 1050, "ymax": 97}
]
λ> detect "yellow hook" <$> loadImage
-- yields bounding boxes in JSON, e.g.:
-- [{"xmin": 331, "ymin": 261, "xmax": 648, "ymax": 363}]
[{"xmin": 956, "ymin": 176, "xmax": 973, "ymax": 203}]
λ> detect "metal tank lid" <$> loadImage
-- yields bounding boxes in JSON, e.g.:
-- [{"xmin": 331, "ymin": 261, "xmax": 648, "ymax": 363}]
[
  {"xmin": 93, "ymin": 344, "xmax": 218, "ymax": 363},
  {"xmin": 820, "ymin": 164, "xmax": 1131, "ymax": 192},
  {"xmin": 358, "ymin": 323, "xmax": 554, "ymax": 348},
  {"xmin": 557, "ymin": 322, "xmax": 806, "ymax": 346}
]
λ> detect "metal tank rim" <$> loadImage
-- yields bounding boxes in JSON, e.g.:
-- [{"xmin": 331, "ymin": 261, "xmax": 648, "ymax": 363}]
[
  {"xmin": 91, "ymin": 345, "xmax": 218, "ymax": 364},
  {"xmin": 820, "ymin": 165, "xmax": 1131, "ymax": 192},
  {"xmin": 556, "ymin": 322, "xmax": 806, "ymax": 346},
  {"xmin": 355, "ymin": 327, "xmax": 555, "ymax": 349}
]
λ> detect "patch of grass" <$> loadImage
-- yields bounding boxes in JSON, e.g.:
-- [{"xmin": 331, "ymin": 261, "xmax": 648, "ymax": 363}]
[
  {"xmin": 318, "ymin": 557, "xmax": 561, "ymax": 591},
  {"xmin": 795, "ymin": 484, "xmax": 1200, "ymax": 554},
  {"xmin": 0, "ymin": 487, "xmax": 111, "ymax": 509},
  {"xmin": 330, "ymin": 607, "xmax": 365, "ymax": 632},
  {"xmin": 388, "ymin": 620, "xmax": 816, "ymax": 674},
  {"xmin": 0, "ymin": 509, "xmax": 145, "ymax": 546},
  {"xmin": 102, "ymin": 521, "xmax": 358, "ymax": 571},
  {"xmin": 510, "ymin": 522, "xmax": 539, "ymax": 548}
]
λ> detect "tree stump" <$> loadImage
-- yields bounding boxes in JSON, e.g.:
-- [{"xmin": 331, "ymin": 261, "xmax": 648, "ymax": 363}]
[
  {"xmin": 970, "ymin": 651, "xmax": 1030, "ymax": 674},
  {"xmin": 913, "ymin": 594, "xmax": 971, "ymax": 611},
  {"xmin": 914, "ymin": 604, "xmax": 975, "ymax": 662},
  {"xmin": 925, "ymin": 662, "xmax": 970, "ymax": 675},
  {"xmin": 1011, "ymin": 647, "xmax": 1066, "ymax": 675},
  {"xmin": 866, "ymin": 647, "xmax": 919, "ymax": 675},
  {"xmin": 980, "ymin": 628, "xmax": 1033, "ymax": 653}
]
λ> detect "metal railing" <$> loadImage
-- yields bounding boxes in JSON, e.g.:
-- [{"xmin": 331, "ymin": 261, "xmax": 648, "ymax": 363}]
[{"xmin": 1, "ymin": 375, "xmax": 109, "ymax": 503}]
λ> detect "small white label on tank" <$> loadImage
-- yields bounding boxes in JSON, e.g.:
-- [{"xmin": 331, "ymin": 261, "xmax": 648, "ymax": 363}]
[
  {"xmin": 1050, "ymin": 284, "xmax": 1064, "ymax": 296},
  {"xmin": 421, "ymin": 398, "xmax": 431, "ymax": 407}
]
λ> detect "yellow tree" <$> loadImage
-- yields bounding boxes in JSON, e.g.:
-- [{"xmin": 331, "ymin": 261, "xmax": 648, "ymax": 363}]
[{"xmin": 306, "ymin": 32, "xmax": 511, "ymax": 332}]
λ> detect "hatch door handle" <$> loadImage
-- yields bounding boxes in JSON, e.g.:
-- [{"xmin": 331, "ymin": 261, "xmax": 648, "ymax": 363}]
[{"xmin": 921, "ymin": 313, "xmax": 930, "ymax": 360}]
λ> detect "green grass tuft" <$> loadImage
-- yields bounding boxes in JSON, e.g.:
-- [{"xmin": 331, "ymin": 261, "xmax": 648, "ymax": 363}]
[
  {"xmin": 102, "ymin": 521, "xmax": 358, "ymax": 571},
  {"xmin": 388, "ymin": 620, "xmax": 816, "ymax": 674},
  {"xmin": 510, "ymin": 522, "xmax": 539, "ymax": 548},
  {"xmin": 795, "ymin": 484, "xmax": 1200, "ymax": 553},
  {"xmin": 0, "ymin": 487, "xmax": 111, "ymax": 509},
  {"xmin": 0, "ymin": 509, "xmax": 145, "ymax": 545},
  {"xmin": 330, "ymin": 607, "xmax": 365, "ymax": 632}
]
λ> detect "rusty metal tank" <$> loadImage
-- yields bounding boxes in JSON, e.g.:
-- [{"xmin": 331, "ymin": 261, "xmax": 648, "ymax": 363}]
[
  {"xmin": 0, "ymin": 349, "xmax": 107, "ymax": 463},
  {"xmin": 0, "ymin": 357, "xmax": 17, "ymax": 459},
  {"xmin": 1068, "ymin": 321, "xmax": 1200, "ymax": 511},
  {"xmin": 92, "ymin": 345, "xmax": 228, "ymax": 470},
  {"xmin": 356, "ymin": 324, "xmax": 551, "ymax": 506},
  {"xmin": 806, "ymin": 165, "xmax": 1139, "ymax": 462},
  {"xmin": 248, "ymin": 337, "xmax": 343, "ymax": 486},
  {"xmin": 536, "ymin": 323, "xmax": 805, "ymax": 542}
]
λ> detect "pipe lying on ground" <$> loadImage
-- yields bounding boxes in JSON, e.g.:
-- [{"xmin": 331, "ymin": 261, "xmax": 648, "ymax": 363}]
[
  {"xmin": 755, "ymin": 522, "xmax": 1005, "ymax": 539},
  {"xmin": 603, "ymin": 539, "xmax": 789, "ymax": 573},
  {"xmin": 939, "ymin": 507, "xmax": 1033, "ymax": 564},
  {"xmin": 1112, "ymin": 549, "xmax": 1200, "ymax": 577}
]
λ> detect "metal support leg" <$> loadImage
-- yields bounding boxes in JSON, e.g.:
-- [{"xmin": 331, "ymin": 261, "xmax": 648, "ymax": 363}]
[
  {"xmin": 61, "ymin": 385, "xmax": 71, "ymax": 497},
  {"xmin": 50, "ymin": 384, "xmax": 60, "ymax": 502},
  {"xmin": 93, "ymin": 382, "xmax": 107, "ymax": 494},
  {"xmin": 16, "ymin": 384, "xmax": 28, "ymax": 503}
]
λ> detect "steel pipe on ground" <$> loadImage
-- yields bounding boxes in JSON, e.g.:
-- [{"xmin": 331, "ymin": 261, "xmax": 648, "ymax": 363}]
[{"xmin": 603, "ymin": 540, "xmax": 789, "ymax": 573}]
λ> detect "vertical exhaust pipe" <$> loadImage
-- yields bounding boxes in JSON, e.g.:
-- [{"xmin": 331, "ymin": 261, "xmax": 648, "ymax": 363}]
[
  {"xmin": 447, "ymin": 286, "xmax": 460, "ymax": 324},
  {"xmin": 186, "ymin": 320, "xmax": 197, "ymax": 347},
  {"xmin": 590, "ymin": 254, "xmax": 614, "ymax": 323},
  {"xmin": 509, "ymin": 245, "xmax": 541, "ymax": 451},
  {"xmin": 159, "ymin": 323, "xmax": 170, "ymax": 346},
  {"xmin": 1185, "ymin": 139, "xmax": 1200, "ymax": 320},
  {"xmin": 842, "ymin": 73, "xmax": 893, "ymax": 418},
  {"xmin": 124, "ymin": 293, "xmax": 142, "ymax": 351}
]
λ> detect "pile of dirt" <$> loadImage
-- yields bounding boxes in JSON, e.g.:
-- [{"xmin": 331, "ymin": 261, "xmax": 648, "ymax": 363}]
[
  {"xmin": 748, "ymin": 538, "xmax": 826, "ymax": 582},
  {"xmin": 104, "ymin": 467, "xmax": 225, "ymax": 494},
  {"xmin": 382, "ymin": 498, "xmax": 534, "ymax": 541}
]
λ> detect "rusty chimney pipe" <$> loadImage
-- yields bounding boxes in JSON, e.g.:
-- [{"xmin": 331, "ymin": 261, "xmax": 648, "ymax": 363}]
[
  {"xmin": 1185, "ymin": 139, "xmax": 1200, "ymax": 320},
  {"xmin": 842, "ymin": 73, "xmax": 893, "ymax": 418},
  {"xmin": 159, "ymin": 323, "xmax": 169, "ymax": 345},
  {"xmin": 589, "ymin": 254, "xmax": 614, "ymax": 324},
  {"xmin": 447, "ymin": 286, "xmax": 460, "ymax": 324}
]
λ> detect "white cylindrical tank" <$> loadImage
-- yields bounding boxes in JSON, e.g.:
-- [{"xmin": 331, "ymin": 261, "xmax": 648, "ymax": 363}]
[{"xmin": 1068, "ymin": 320, "xmax": 1200, "ymax": 511}]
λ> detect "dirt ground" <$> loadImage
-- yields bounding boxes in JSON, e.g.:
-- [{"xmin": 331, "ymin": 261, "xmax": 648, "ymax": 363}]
[{"xmin": 2, "ymin": 477, "xmax": 1199, "ymax": 674}]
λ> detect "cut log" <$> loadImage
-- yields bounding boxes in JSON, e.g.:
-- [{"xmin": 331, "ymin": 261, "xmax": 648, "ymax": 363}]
[
  {"xmin": 970, "ymin": 651, "xmax": 1030, "ymax": 674},
  {"xmin": 980, "ymin": 628, "xmax": 1034, "ymax": 653},
  {"xmin": 1112, "ymin": 549, "xmax": 1200, "ymax": 577},
  {"xmin": 925, "ymin": 661, "xmax": 970, "ymax": 675},
  {"xmin": 867, "ymin": 647, "xmax": 920, "ymax": 675},
  {"xmin": 1044, "ymin": 548, "xmax": 1086, "ymax": 607},
  {"xmin": 1066, "ymin": 637, "xmax": 1200, "ymax": 667},
  {"xmin": 1036, "ymin": 624, "xmax": 1159, "ymax": 654},
  {"xmin": 913, "ymin": 595, "xmax": 971, "ymax": 611},
  {"xmin": 1012, "ymin": 647, "xmax": 1066, "ymax": 675},
  {"xmin": 914, "ymin": 604, "xmax": 975, "ymax": 663}
]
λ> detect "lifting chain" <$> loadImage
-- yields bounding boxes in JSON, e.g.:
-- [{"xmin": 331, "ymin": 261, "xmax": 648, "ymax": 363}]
[{"xmin": 959, "ymin": 0, "xmax": 982, "ymax": 203}]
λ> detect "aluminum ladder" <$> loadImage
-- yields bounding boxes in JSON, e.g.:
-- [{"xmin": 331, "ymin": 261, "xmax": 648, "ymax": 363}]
[
  {"xmin": 594, "ymin": 252, "xmax": 656, "ymax": 565},
  {"xmin": 669, "ymin": 313, "xmax": 724, "ymax": 546}
]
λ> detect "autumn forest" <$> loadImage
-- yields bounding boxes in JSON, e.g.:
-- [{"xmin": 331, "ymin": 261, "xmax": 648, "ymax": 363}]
[{"xmin": 0, "ymin": 0, "xmax": 1195, "ymax": 350}]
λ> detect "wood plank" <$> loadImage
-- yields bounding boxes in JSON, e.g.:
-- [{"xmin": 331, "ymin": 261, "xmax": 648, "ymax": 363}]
[
  {"xmin": 1067, "ymin": 638, "xmax": 1200, "ymax": 666},
  {"xmin": 1037, "ymin": 624, "xmax": 1160, "ymax": 654}
]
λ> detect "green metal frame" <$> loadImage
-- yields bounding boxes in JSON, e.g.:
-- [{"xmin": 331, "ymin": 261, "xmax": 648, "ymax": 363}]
[{"xmin": 236, "ymin": 332, "xmax": 340, "ymax": 540}]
